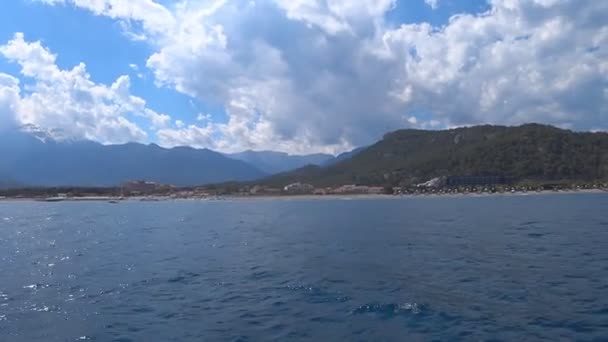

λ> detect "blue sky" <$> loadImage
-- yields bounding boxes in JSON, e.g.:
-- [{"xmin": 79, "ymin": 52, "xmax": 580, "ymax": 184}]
[
  {"xmin": 0, "ymin": 1, "xmax": 606, "ymax": 154},
  {"xmin": 0, "ymin": 0, "xmax": 223, "ymax": 133}
]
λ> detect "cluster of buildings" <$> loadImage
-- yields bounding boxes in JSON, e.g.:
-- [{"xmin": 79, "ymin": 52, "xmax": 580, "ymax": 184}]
[
  {"xmin": 233, "ymin": 183, "xmax": 387, "ymax": 196},
  {"xmin": 117, "ymin": 176, "xmax": 608, "ymax": 199},
  {"xmin": 282, "ymin": 183, "xmax": 386, "ymax": 195},
  {"xmin": 236, "ymin": 176, "xmax": 517, "ymax": 196},
  {"xmin": 121, "ymin": 180, "xmax": 175, "ymax": 196},
  {"xmin": 415, "ymin": 176, "xmax": 515, "ymax": 189},
  {"xmin": 283, "ymin": 182, "xmax": 315, "ymax": 194},
  {"xmin": 331, "ymin": 185, "xmax": 385, "ymax": 194}
]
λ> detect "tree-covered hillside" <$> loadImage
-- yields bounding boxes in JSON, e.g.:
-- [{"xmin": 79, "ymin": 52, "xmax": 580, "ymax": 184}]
[{"xmin": 260, "ymin": 124, "xmax": 608, "ymax": 187}]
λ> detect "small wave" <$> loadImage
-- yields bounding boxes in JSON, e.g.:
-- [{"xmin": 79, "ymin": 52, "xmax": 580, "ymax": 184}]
[
  {"xmin": 528, "ymin": 233, "xmax": 544, "ymax": 238},
  {"xmin": 167, "ymin": 271, "xmax": 201, "ymax": 284},
  {"xmin": 520, "ymin": 221, "xmax": 541, "ymax": 226},
  {"xmin": 285, "ymin": 284, "xmax": 351, "ymax": 303},
  {"xmin": 249, "ymin": 270, "xmax": 274, "ymax": 280},
  {"xmin": 591, "ymin": 308, "xmax": 608, "ymax": 315},
  {"xmin": 286, "ymin": 284, "xmax": 314, "ymax": 292},
  {"xmin": 353, "ymin": 303, "xmax": 424, "ymax": 317},
  {"xmin": 23, "ymin": 284, "xmax": 49, "ymax": 291},
  {"xmin": 31, "ymin": 304, "xmax": 57, "ymax": 313}
]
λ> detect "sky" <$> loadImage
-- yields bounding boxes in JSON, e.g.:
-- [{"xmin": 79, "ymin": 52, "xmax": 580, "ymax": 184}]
[{"xmin": 0, "ymin": 0, "xmax": 606, "ymax": 154}]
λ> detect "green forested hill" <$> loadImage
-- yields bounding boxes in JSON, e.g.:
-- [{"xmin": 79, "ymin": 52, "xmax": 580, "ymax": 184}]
[{"xmin": 260, "ymin": 124, "xmax": 608, "ymax": 187}]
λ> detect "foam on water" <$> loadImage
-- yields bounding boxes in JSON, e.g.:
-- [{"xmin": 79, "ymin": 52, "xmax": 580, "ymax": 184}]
[{"xmin": 353, "ymin": 302, "xmax": 424, "ymax": 316}]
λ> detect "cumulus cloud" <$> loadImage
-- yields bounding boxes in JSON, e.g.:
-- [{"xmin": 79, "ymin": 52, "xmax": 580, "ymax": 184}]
[
  {"xmin": 0, "ymin": 33, "xmax": 171, "ymax": 143},
  {"xmin": 378, "ymin": 0, "xmax": 608, "ymax": 129},
  {"xmin": 196, "ymin": 113, "xmax": 212, "ymax": 122},
  {"xmin": 272, "ymin": 0, "xmax": 396, "ymax": 35},
  {"xmin": 38, "ymin": 0, "xmax": 175, "ymax": 40},
  {"xmin": 35, "ymin": 0, "xmax": 608, "ymax": 153},
  {"xmin": 0, "ymin": 73, "xmax": 21, "ymax": 132}
]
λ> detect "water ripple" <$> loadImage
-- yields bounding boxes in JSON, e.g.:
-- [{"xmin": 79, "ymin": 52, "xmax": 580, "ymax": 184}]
[
  {"xmin": 353, "ymin": 303, "xmax": 425, "ymax": 317},
  {"xmin": 1, "ymin": 195, "xmax": 607, "ymax": 341}
]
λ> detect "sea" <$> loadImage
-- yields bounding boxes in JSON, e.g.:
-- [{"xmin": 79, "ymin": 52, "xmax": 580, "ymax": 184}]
[{"xmin": 1, "ymin": 194, "xmax": 607, "ymax": 341}]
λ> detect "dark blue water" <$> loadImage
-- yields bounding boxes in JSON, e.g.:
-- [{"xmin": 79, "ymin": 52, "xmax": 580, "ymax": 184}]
[{"xmin": 1, "ymin": 194, "xmax": 608, "ymax": 341}]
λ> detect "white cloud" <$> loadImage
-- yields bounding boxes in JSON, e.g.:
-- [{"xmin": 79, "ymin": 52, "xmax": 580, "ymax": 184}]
[
  {"xmin": 0, "ymin": 33, "xmax": 171, "ymax": 143},
  {"xmin": 196, "ymin": 113, "xmax": 211, "ymax": 121},
  {"xmin": 34, "ymin": 0, "xmax": 608, "ymax": 153},
  {"xmin": 376, "ymin": 0, "xmax": 608, "ymax": 128},
  {"xmin": 0, "ymin": 73, "xmax": 21, "ymax": 131},
  {"xmin": 424, "ymin": 0, "xmax": 439, "ymax": 10},
  {"xmin": 157, "ymin": 124, "xmax": 216, "ymax": 150},
  {"xmin": 271, "ymin": 0, "xmax": 396, "ymax": 35},
  {"xmin": 39, "ymin": 0, "xmax": 175, "ymax": 40}
]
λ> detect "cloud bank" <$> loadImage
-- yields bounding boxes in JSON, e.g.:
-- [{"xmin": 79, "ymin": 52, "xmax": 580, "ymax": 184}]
[
  {"xmin": 0, "ymin": 33, "xmax": 170, "ymax": 143},
  {"xmin": 6, "ymin": 0, "xmax": 608, "ymax": 153}
]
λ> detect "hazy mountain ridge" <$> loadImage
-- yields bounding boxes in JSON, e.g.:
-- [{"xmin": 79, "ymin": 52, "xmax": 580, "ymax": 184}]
[
  {"xmin": 322, "ymin": 147, "xmax": 366, "ymax": 166},
  {"xmin": 226, "ymin": 147, "xmax": 367, "ymax": 174},
  {"xmin": 4, "ymin": 123, "xmax": 604, "ymax": 189},
  {"xmin": 0, "ymin": 130, "xmax": 266, "ymax": 187},
  {"xmin": 225, "ymin": 150, "xmax": 334, "ymax": 174}
]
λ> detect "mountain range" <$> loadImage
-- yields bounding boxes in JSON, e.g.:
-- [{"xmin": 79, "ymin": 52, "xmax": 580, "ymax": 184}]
[
  {"xmin": 225, "ymin": 150, "xmax": 334, "ymax": 174},
  {"xmin": 259, "ymin": 124, "xmax": 608, "ymax": 187},
  {"xmin": 2, "ymin": 123, "xmax": 606, "ymax": 189},
  {"xmin": 0, "ymin": 126, "xmax": 355, "ymax": 188},
  {"xmin": 0, "ymin": 129, "xmax": 266, "ymax": 187}
]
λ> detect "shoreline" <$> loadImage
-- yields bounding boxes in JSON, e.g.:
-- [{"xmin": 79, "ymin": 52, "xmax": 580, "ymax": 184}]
[
  {"xmin": 219, "ymin": 188, "xmax": 608, "ymax": 201},
  {"xmin": 0, "ymin": 189, "xmax": 606, "ymax": 203}
]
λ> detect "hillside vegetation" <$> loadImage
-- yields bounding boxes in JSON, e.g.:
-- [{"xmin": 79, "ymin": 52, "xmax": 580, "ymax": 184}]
[{"xmin": 260, "ymin": 124, "xmax": 608, "ymax": 187}]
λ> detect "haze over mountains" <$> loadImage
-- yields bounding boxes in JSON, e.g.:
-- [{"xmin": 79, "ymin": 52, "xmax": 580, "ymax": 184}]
[
  {"xmin": 1, "ymin": 124, "xmax": 607, "ymax": 189},
  {"xmin": 0, "ymin": 128, "xmax": 266, "ymax": 187},
  {"xmin": 0, "ymin": 126, "xmax": 350, "ymax": 188},
  {"xmin": 225, "ymin": 151, "xmax": 334, "ymax": 174}
]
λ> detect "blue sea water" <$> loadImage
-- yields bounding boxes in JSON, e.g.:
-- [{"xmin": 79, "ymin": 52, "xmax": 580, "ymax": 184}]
[{"xmin": 1, "ymin": 194, "xmax": 607, "ymax": 341}]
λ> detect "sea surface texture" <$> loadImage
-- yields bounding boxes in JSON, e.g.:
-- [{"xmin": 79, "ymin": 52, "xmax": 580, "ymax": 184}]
[{"xmin": 1, "ymin": 194, "xmax": 607, "ymax": 341}]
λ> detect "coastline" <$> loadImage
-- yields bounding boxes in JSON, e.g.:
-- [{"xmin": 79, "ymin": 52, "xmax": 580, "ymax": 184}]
[
  {"xmin": 0, "ymin": 189, "xmax": 606, "ymax": 203},
  {"xmin": 220, "ymin": 188, "xmax": 608, "ymax": 201}
]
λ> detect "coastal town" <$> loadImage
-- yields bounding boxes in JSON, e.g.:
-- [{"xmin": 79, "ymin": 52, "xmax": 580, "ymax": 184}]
[{"xmin": 1, "ymin": 177, "xmax": 607, "ymax": 202}]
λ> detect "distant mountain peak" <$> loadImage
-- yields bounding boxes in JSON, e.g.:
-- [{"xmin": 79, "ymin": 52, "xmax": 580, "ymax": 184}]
[
  {"xmin": 19, "ymin": 124, "xmax": 72, "ymax": 143},
  {"xmin": 0, "ymin": 133, "xmax": 266, "ymax": 187},
  {"xmin": 226, "ymin": 150, "xmax": 334, "ymax": 174}
]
